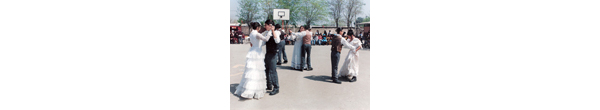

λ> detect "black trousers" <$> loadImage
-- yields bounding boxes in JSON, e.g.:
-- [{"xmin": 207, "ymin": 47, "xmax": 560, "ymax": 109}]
[
  {"xmin": 331, "ymin": 51, "xmax": 340, "ymax": 79},
  {"xmin": 277, "ymin": 41, "xmax": 287, "ymax": 63},
  {"xmin": 265, "ymin": 53, "xmax": 279, "ymax": 89},
  {"xmin": 301, "ymin": 44, "xmax": 312, "ymax": 69}
]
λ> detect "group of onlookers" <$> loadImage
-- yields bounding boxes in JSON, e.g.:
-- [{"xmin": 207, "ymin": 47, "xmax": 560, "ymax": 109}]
[
  {"xmin": 230, "ymin": 30, "xmax": 244, "ymax": 44},
  {"xmin": 244, "ymin": 28, "xmax": 369, "ymax": 49}
]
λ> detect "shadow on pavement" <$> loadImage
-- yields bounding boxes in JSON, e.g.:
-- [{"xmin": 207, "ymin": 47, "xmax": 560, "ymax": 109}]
[
  {"xmin": 277, "ymin": 66, "xmax": 301, "ymax": 71},
  {"xmin": 304, "ymin": 75, "xmax": 335, "ymax": 83},
  {"xmin": 230, "ymin": 84, "xmax": 250, "ymax": 101},
  {"xmin": 304, "ymin": 75, "xmax": 353, "ymax": 83}
]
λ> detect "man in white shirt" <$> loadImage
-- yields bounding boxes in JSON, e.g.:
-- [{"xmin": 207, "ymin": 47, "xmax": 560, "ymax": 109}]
[{"xmin": 276, "ymin": 24, "xmax": 288, "ymax": 65}]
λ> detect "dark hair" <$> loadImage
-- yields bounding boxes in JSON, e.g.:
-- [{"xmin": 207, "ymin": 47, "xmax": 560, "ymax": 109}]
[
  {"xmin": 265, "ymin": 19, "xmax": 274, "ymax": 25},
  {"xmin": 250, "ymin": 22, "xmax": 261, "ymax": 30},
  {"xmin": 304, "ymin": 25, "xmax": 310, "ymax": 30},
  {"xmin": 347, "ymin": 29, "xmax": 354, "ymax": 36},
  {"xmin": 335, "ymin": 28, "xmax": 341, "ymax": 33},
  {"xmin": 275, "ymin": 24, "xmax": 281, "ymax": 30}
]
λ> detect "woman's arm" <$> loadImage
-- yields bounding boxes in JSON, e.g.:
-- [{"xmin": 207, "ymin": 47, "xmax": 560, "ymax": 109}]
[
  {"xmin": 255, "ymin": 32, "xmax": 270, "ymax": 41},
  {"xmin": 339, "ymin": 35, "xmax": 356, "ymax": 50},
  {"xmin": 291, "ymin": 31, "xmax": 307, "ymax": 38}
]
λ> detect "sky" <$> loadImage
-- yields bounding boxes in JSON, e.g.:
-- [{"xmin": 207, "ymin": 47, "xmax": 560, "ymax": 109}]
[{"xmin": 230, "ymin": 0, "xmax": 370, "ymax": 24}]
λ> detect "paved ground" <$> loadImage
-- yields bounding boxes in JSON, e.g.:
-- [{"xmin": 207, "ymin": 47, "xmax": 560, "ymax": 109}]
[{"xmin": 230, "ymin": 44, "xmax": 370, "ymax": 110}]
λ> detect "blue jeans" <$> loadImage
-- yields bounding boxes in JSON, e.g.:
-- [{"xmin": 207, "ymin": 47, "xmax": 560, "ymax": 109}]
[
  {"xmin": 301, "ymin": 44, "xmax": 312, "ymax": 69},
  {"xmin": 277, "ymin": 41, "xmax": 287, "ymax": 63},
  {"xmin": 331, "ymin": 51, "xmax": 340, "ymax": 79}
]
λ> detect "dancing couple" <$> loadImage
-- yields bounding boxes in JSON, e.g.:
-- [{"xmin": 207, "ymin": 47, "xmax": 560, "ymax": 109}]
[
  {"xmin": 234, "ymin": 19, "xmax": 291, "ymax": 99},
  {"xmin": 288, "ymin": 26, "xmax": 313, "ymax": 71},
  {"xmin": 330, "ymin": 28, "xmax": 362, "ymax": 84}
]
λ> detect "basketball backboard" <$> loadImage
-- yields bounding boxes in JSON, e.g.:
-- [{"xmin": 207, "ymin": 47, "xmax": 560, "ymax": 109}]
[{"xmin": 273, "ymin": 9, "xmax": 289, "ymax": 20}]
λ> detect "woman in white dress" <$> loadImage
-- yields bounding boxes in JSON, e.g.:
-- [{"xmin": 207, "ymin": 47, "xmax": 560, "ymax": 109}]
[
  {"xmin": 339, "ymin": 30, "xmax": 362, "ymax": 82},
  {"xmin": 234, "ymin": 22, "xmax": 274, "ymax": 99},
  {"xmin": 288, "ymin": 26, "xmax": 308, "ymax": 70}
]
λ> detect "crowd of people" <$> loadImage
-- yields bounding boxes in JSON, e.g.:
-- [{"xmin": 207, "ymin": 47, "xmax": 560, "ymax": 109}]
[
  {"xmin": 232, "ymin": 27, "xmax": 370, "ymax": 49},
  {"xmin": 281, "ymin": 29, "xmax": 370, "ymax": 49},
  {"xmin": 234, "ymin": 19, "xmax": 364, "ymax": 100},
  {"xmin": 230, "ymin": 30, "xmax": 244, "ymax": 44}
]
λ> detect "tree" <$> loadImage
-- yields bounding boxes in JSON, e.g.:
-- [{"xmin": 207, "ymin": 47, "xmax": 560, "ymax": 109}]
[
  {"xmin": 364, "ymin": 16, "xmax": 370, "ymax": 22},
  {"xmin": 237, "ymin": 0, "xmax": 263, "ymax": 34},
  {"xmin": 343, "ymin": 0, "xmax": 365, "ymax": 29},
  {"xmin": 355, "ymin": 17, "xmax": 363, "ymax": 24},
  {"xmin": 298, "ymin": 0, "xmax": 328, "ymax": 28},
  {"xmin": 277, "ymin": 0, "xmax": 301, "ymax": 29},
  {"xmin": 237, "ymin": 18, "xmax": 244, "ymax": 24},
  {"xmin": 262, "ymin": 0, "xmax": 277, "ymax": 20},
  {"xmin": 327, "ymin": 0, "xmax": 344, "ymax": 27}
]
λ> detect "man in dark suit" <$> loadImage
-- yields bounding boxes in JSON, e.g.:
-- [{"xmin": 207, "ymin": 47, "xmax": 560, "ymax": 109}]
[{"xmin": 263, "ymin": 19, "xmax": 281, "ymax": 95}]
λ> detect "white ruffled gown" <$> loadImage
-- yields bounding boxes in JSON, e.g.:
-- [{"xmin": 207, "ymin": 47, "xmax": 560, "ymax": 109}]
[
  {"xmin": 339, "ymin": 38, "xmax": 362, "ymax": 79},
  {"xmin": 290, "ymin": 31, "xmax": 308, "ymax": 69},
  {"xmin": 234, "ymin": 30, "xmax": 270, "ymax": 99}
]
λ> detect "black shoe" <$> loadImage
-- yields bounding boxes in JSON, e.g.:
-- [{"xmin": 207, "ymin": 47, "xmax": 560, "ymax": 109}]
[
  {"xmin": 269, "ymin": 89, "xmax": 279, "ymax": 95},
  {"xmin": 266, "ymin": 86, "xmax": 273, "ymax": 90},
  {"xmin": 283, "ymin": 61, "xmax": 288, "ymax": 63},
  {"xmin": 332, "ymin": 79, "xmax": 342, "ymax": 84},
  {"xmin": 276, "ymin": 62, "xmax": 282, "ymax": 65},
  {"xmin": 349, "ymin": 76, "xmax": 357, "ymax": 82},
  {"xmin": 306, "ymin": 67, "xmax": 313, "ymax": 71}
]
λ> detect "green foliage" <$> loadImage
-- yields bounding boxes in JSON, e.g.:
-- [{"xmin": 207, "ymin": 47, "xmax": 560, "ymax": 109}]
[
  {"xmin": 356, "ymin": 17, "xmax": 363, "ymax": 24},
  {"xmin": 276, "ymin": 0, "xmax": 301, "ymax": 25},
  {"xmin": 298, "ymin": 0, "xmax": 329, "ymax": 28}
]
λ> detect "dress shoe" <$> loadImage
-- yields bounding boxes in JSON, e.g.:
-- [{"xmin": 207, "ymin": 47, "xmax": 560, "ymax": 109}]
[
  {"xmin": 266, "ymin": 86, "xmax": 273, "ymax": 90},
  {"xmin": 332, "ymin": 79, "xmax": 342, "ymax": 84},
  {"xmin": 276, "ymin": 62, "xmax": 282, "ymax": 65},
  {"xmin": 283, "ymin": 61, "xmax": 288, "ymax": 63},
  {"xmin": 269, "ymin": 89, "xmax": 279, "ymax": 95},
  {"xmin": 305, "ymin": 67, "xmax": 313, "ymax": 71},
  {"xmin": 349, "ymin": 76, "xmax": 357, "ymax": 82}
]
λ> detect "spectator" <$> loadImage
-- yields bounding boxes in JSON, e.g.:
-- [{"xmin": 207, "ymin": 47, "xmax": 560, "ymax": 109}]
[
  {"xmin": 237, "ymin": 30, "xmax": 244, "ymax": 44},
  {"xmin": 230, "ymin": 31, "xmax": 234, "ymax": 44}
]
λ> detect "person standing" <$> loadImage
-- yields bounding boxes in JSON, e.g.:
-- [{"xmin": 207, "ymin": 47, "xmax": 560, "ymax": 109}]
[
  {"xmin": 261, "ymin": 19, "xmax": 281, "ymax": 95},
  {"xmin": 276, "ymin": 24, "xmax": 288, "ymax": 65},
  {"xmin": 329, "ymin": 28, "xmax": 358, "ymax": 84},
  {"xmin": 301, "ymin": 26, "xmax": 313, "ymax": 71},
  {"xmin": 238, "ymin": 30, "xmax": 244, "ymax": 44},
  {"xmin": 230, "ymin": 31, "xmax": 234, "ymax": 44},
  {"xmin": 339, "ymin": 30, "xmax": 362, "ymax": 82},
  {"xmin": 234, "ymin": 22, "xmax": 272, "ymax": 99},
  {"xmin": 289, "ymin": 26, "xmax": 308, "ymax": 71}
]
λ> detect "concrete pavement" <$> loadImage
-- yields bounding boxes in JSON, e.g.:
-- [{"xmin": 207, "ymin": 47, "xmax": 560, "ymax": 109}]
[{"xmin": 230, "ymin": 44, "xmax": 370, "ymax": 110}]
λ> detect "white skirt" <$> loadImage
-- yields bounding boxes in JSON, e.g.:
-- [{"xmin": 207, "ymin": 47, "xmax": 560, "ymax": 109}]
[
  {"xmin": 234, "ymin": 49, "xmax": 267, "ymax": 99},
  {"xmin": 290, "ymin": 40, "xmax": 306, "ymax": 69},
  {"xmin": 339, "ymin": 50, "xmax": 359, "ymax": 78}
]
